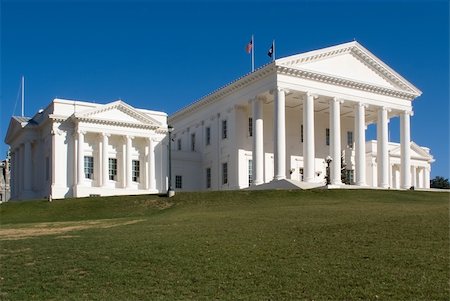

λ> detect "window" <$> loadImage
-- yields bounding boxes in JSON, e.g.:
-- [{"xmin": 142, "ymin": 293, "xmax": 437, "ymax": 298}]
[
  {"xmin": 346, "ymin": 169, "xmax": 354, "ymax": 184},
  {"xmin": 222, "ymin": 120, "xmax": 227, "ymax": 139},
  {"xmin": 109, "ymin": 158, "xmax": 117, "ymax": 181},
  {"xmin": 206, "ymin": 127, "xmax": 211, "ymax": 145},
  {"xmin": 326, "ymin": 128, "xmax": 330, "ymax": 146},
  {"xmin": 222, "ymin": 162, "xmax": 228, "ymax": 185},
  {"xmin": 132, "ymin": 160, "xmax": 140, "ymax": 182},
  {"xmin": 301, "ymin": 124, "xmax": 304, "ymax": 143},
  {"xmin": 191, "ymin": 133, "xmax": 196, "ymax": 151},
  {"xmin": 206, "ymin": 168, "xmax": 211, "ymax": 188},
  {"xmin": 249, "ymin": 117, "xmax": 253, "ymax": 137},
  {"xmin": 45, "ymin": 157, "xmax": 49, "ymax": 181},
  {"xmin": 84, "ymin": 156, "xmax": 94, "ymax": 179},
  {"xmin": 177, "ymin": 139, "xmax": 182, "ymax": 151},
  {"xmin": 347, "ymin": 131, "xmax": 353, "ymax": 147},
  {"xmin": 175, "ymin": 175, "xmax": 182, "ymax": 189},
  {"xmin": 248, "ymin": 160, "xmax": 253, "ymax": 186}
]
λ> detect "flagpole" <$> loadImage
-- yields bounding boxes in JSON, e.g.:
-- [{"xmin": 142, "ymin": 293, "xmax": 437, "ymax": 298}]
[
  {"xmin": 251, "ymin": 35, "xmax": 254, "ymax": 72},
  {"xmin": 21, "ymin": 76, "xmax": 24, "ymax": 117}
]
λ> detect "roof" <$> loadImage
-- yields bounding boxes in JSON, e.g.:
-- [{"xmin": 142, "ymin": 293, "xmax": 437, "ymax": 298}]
[{"xmin": 170, "ymin": 41, "xmax": 422, "ymax": 123}]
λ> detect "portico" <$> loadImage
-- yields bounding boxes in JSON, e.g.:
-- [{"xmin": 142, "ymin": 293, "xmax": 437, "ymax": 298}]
[
  {"xmin": 6, "ymin": 99, "xmax": 169, "ymax": 200},
  {"xmin": 170, "ymin": 41, "xmax": 434, "ymax": 191}
]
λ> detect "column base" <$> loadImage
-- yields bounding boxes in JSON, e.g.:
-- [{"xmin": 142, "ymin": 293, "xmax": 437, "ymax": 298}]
[
  {"xmin": 252, "ymin": 180, "xmax": 264, "ymax": 186},
  {"xmin": 273, "ymin": 175, "xmax": 286, "ymax": 181}
]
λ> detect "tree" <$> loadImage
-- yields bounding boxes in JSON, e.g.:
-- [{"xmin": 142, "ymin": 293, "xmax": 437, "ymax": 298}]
[{"xmin": 430, "ymin": 176, "xmax": 450, "ymax": 189}]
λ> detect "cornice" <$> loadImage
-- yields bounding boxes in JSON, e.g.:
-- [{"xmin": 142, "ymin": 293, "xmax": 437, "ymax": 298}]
[
  {"xmin": 77, "ymin": 116, "xmax": 163, "ymax": 131},
  {"xmin": 170, "ymin": 63, "xmax": 276, "ymax": 122},
  {"xmin": 276, "ymin": 66, "xmax": 418, "ymax": 100}
]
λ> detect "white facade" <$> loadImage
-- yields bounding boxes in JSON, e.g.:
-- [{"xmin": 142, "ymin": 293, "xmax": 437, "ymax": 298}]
[
  {"xmin": 5, "ymin": 99, "xmax": 168, "ymax": 200},
  {"xmin": 169, "ymin": 41, "xmax": 434, "ymax": 191},
  {"xmin": 5, "ymin": 42, "xmax": 435, "ymax": 200}
]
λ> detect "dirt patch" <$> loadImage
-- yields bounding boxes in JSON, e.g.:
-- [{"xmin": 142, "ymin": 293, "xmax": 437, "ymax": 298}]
[
  {"xmin": 0, "ymin": 219, "xmax": 144, "ymax": 241},
  {"xmin": 134, "ymin": 199, "xmax": 174, "ymax": 210}
]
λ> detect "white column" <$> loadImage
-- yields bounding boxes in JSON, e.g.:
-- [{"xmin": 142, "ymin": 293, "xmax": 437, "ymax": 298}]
[
  {"xmin": 411, "ymin": 166, "xmax": 417, "ymax": 187},
  {"xmin": 51, "ymin": 131, "xmax": 57, "ymax": 194},
  {"xmin": 252, "ymin": 97, "xmax": 264, "ymax": 185},
  {"xmin": 77, "ymin": 130, "xmax": 85, "ymax": 185},
  {"xmin": 10, "ymin": 150, "xmax": 15, "ymax": 198},
  {"xmin": 102, "ymin": 133, "xmax": 109, "ymax": 187},
  {"xmin": 126, "ymin": 135, "xmax": 133, "ymax": 188},
  {"xmin": 274, "ymin": 88, "xmax": 286, "ymax": 180},
  {"xmin": 330, "ymin": 98, "xmax": 342, "ymax": 185},
  {"xmin": 424, "ymin": 167, "xmax": 430, "ymax": 189},
  {"xmin": 24, "ymin": 141, "xmax": 32, "ymax": 192},
  {"xmin": 400, "ymin": 111, "xmax": 411, "ymax": 189},
  {"xmin": 377, "ymin": 107, "xmax": 389, "ymax": 188},
  {"xmin": 355, "ymin": 103, "xmax": 367, "ymax": 186},
  {"xmin": 148, "ymin": 137, "xmax": 156, "ymax": 190},
  {"xmin": 303, "ymin": 92, "xmax": 315, "ymax": 183}
]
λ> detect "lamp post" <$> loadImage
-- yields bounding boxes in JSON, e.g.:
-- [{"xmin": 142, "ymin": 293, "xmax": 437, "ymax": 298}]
[
  {"xmin": 325, "ymin": 156, "xmax": 332, "ymax": 185},
  {"xmin": 167, "ymin": 125, "xmax": 175, "ymax": 197}
]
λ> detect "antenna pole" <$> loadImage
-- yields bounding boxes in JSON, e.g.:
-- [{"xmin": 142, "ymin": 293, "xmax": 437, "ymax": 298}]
[{"xmin": 21, "ymin": 76, "xmax": 24, "ymax": 117}]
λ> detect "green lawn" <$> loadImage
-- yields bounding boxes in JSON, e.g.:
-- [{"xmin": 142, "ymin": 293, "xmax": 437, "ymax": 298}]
[{"xmin": 0, "ymin": 190, "xmax": 448, "ymax": 300}]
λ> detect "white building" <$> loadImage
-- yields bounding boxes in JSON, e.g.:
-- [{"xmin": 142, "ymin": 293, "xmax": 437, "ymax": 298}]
[
  {"xmin": 5, "ymin": 41, "xmax": 435, "ymax": 200},
  {"xmin": 5, "ymin": 99, "xmax": 169, "ymax": 200},
  {"xmin": 169, "ymin": 41, "xmax": 434, "ymax": 191}
]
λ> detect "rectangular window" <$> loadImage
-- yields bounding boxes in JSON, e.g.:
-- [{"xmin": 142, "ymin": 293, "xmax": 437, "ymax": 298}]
[
  {"xmin": 222, "ymin": 162, "xmax": 228, "ymax": 185},
  {"xmin": 222, "ymin": 120, "xmax": 227, "ymax": 139},
  {"xmin": 84, "ymin": 156, "xmax": 94, "ymax": 179},
  {"xmin": 326, "ymin": 128, "xmax": 330, "ymax": 146},
  {"xmin": 132, "ymin": 160, "xmax": 140, "ymax": 182},
  {"xmin": 249, "ymin": 117, "xmax": 253, "ymax": 137},
  {"xmin": 206, "ymin": 127, "xmax": 211, "ymax": 145},
  {"xmin": 346, "ymin": 169, "xmax": 354, "ymax": 184},
  {"xmin": 191, "ymin": 133, "xmax": 196, "ymax": 151},
  {"xmin": 347, "ymin": 131, "xmax": 354, "ymax": 147},
  {"xmin": 301, "ymin": 124, "xmax": 304, "ymax": 143},
  {"xmin": 177, "ymin": 139, "xmax": 182, "ymax": 151},
  {"xmin": 248, "ymin": 159, "xmax": 253, "ymax": 186},
  {"xmin": 206, "ymin": 168, "xmax": 211, "ymax": 188},
  {"xmin": 175, "ymin": 175, "xmax": 182, "ymax": 189},
  {"xmin": 45, "ymin": 157, "xmax": 49, "ymax": 181},
  {"xmin": 109, "ymin": 158, "xmax": 117, "ymax": 181}
]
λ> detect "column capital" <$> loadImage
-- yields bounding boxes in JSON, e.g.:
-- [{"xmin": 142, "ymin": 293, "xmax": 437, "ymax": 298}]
[
  {"xmin": 77, "ymin": 129, "xmax": 86, "ymax": 135},
  {"xmin": 354, "ymin": 102, "xmax": 369, "ymax": 109},
  {"xmin": 379, "ymin": 106, "xmax": 392, "ymax": 113},
  {"xmin": 331, "ymin": 97, "xmax": 344, "ymax": 104},
  {"xmin": 269, "ymin": 87, "xmax": 289, "ymax": 95},
  {"xmin": 101, "ymin": 132, "xmax": 111, "ymax": 138},
  {"xmin": 403, "ymin": 110, "xmax": 414, "ymax": 116},
  {"xmin": 303, "ymin": 92, "xmax": 319, "ymax": 100}
]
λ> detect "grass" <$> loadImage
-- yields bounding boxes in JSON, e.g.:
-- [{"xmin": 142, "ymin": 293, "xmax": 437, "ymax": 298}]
[{"xmin": 0, "ymin": 189, "xmax": 448, "ymax": 300}]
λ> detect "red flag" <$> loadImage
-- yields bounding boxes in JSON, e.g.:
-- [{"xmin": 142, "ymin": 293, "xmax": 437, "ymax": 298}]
[{"xmin": 246, "ymin": 38, "xmax": 253, "ymax": 54}]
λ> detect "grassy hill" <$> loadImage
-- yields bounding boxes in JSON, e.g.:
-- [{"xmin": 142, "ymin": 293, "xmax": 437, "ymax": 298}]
[{"xmin": 0, "ymin": 189, "xmax": 448, "ymax": 300}]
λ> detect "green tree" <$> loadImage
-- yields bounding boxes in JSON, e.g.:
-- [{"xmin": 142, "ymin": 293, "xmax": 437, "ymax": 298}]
[{"xmin": 430, "ymin": 176, "xmax": 450, "ymax": 189}]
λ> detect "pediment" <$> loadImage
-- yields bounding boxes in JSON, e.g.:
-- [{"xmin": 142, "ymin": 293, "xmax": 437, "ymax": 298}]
[
  {"xmin": 277, "ymin": 41, "xmax": 421, "ymax": 96},
  {"xmin": 389, "ymin": 142, "xmax": 433, "ymax": 161},
  {"xmin": 76, "ymin": 100, "xmax": 161, "ymax": 127}
]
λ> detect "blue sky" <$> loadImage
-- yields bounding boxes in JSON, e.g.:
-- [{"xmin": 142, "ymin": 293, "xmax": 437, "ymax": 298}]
[{"xmin": 1, "ymin": 0, "xmax": 449, "ymax": 178}]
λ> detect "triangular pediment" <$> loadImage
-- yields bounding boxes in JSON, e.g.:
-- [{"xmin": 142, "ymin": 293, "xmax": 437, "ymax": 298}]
[
  {"xmin": 276, "ymin": 41, "xmax": 421, "ymax": 96},
  {"xmin": 389, "ymin": 142, "xmax": 433, "ymax": 162},
  {"xmin": 76, "ymin": 100, "xmax": 161, "ymax": 127}
]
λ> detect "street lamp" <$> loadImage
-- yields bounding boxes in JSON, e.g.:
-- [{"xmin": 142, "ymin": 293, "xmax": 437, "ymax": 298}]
[
  {"xmin": 325, "ymin": 155, "xmax": 332, "ymax": 185},
  {"xmin": 167, "ymin": 125, "xmax": 175, "ymax": 197}
]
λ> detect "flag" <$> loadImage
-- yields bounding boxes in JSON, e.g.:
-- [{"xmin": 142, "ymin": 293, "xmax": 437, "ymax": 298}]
[
  {"xmin": 268, "ymin": 40, "xmax": 275, "ymax": 60},
  {"xmin": 268, "ymin": 42, "xmax": 274, "ymax": 58},
  {"xmin": 246, "ymin": 38, "xmax": 253, "ymax": 54}
]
